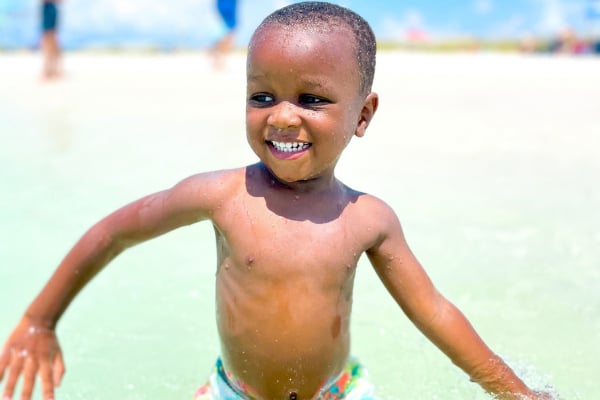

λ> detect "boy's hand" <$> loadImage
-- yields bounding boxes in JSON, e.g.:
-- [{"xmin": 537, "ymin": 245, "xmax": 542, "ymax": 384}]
[
  {"xmin": 531, "ymin": 391, "xmax": 556, "ymax": 400},
  {"xmin": 0, "ymin": 316, "xmax": 64, "ymax": 400}
]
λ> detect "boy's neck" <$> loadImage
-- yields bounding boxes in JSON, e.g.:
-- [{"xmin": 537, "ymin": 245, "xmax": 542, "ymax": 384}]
[
  {"xmin": 256, "ymin": 162, "xmax": 339, "ymax": 195},
  {"xmin": 246, "ymin": 163, "xmax": 356, "ymax": 224}
]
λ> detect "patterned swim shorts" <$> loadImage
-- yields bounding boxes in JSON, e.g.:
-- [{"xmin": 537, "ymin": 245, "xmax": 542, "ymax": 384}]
[{"xmin": 194, "ymin": 357, "xmax": 377, "ymax": 400}]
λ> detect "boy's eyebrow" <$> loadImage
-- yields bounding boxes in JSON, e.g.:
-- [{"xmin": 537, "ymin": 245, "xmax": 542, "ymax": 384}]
[
  {"xmin": 246, "ymin": 73, "xmax": 265, "ymax": 83},
  {"xmin": 247, "ymin": 74, "xmax": 332, "ymax": 92}
]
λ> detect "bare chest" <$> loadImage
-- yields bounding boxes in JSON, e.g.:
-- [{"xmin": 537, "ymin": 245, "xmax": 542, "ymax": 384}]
[{"xmin": 213, "ymin": 202, "xmax": 372, "ymax": 280}]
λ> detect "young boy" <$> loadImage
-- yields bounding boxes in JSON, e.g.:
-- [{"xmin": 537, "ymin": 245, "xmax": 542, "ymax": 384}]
[{"xmin": 0, "ymin": 2, "xmax": 551, "ymax": 399}]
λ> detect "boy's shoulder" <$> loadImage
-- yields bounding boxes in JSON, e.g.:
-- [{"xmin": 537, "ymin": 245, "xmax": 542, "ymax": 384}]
[
  {"xmin": 184, "ymin": 165, "xmax": 247, "ymax": 184},
  {"xmin": 172, "ymin": 166, "xmax": 248, "ymax": 200},
  {"xmin": 359, "ymin": 193, "xmax": 397, "ymax": 217},
  {"xmin": 339, "ymin": 183, "xmax": 399, "ymax": 222}
]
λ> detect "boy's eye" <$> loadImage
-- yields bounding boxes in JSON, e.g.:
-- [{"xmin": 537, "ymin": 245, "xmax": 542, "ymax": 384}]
[
  {"xmin": 299, "ymin": 94, "xmax": 328, "ymax": 105},
  {"xmin": 249, "ymin": 93, "xmax": 274, "ymax": 103}
]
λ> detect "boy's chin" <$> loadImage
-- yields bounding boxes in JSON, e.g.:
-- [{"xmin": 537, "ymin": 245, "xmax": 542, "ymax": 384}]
[
  {"xmin": 265, "ymin": 165, "xmax": 314, "ymax": 186},
  {"xmin": 258, "ymin": 157, "xmax": 334, "ymax": 187},
  {"xmin": 272, "ymin": 171, "xmax": 308, "ymax": 185}
]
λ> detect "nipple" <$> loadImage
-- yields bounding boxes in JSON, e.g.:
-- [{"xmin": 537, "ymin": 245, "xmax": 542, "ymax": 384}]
[{"xmin": 289, "ymin": 392, "xmax": 298, "ymax": 400}]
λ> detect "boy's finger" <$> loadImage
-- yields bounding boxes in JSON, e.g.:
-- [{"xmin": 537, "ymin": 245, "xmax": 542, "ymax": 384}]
[
  {"xmin": 3, "ymin": 352, "xmax": 26, "ymax": 399},
  {"xmin": 52, "ymin": 352, "xmax": 64, "ymax": 387},
  {"xmin": 0, "ymin": 347, "xmax": 10, "ymax": 382},
  {"xmin": 39, "ymin": 362, "xmax": 55, "ymax": 400},
  {"xmin": 19, "ymin": 358, "xmax": 37, "ymax": 400},
  {"xmin": 0, "ymin": 359, "xmax": 6, "ymax": 383}
]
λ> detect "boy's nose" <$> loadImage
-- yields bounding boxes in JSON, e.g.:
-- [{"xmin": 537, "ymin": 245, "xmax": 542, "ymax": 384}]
[{"xmin": 267, "ymin": 101, "xmax": 301, "ymax": 130}]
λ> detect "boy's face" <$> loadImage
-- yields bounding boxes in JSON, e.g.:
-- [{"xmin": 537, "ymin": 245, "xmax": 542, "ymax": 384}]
[{"xmin": 246, "ymin": 24, "xmax": 377, "ymax": 184}]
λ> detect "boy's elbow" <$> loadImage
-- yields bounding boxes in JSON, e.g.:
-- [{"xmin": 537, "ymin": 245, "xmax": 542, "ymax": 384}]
[{"xmin": 412, "ymin": 290, "xmax": 452, "ymax": 332}]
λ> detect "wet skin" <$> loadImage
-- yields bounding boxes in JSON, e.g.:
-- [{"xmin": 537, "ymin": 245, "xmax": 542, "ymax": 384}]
[
  {"xmin": 214, "ymin": 164, "xmax": 379, "ymax": 398},
  {"xmin": 216, "ymin": 25, "xmax": 381, "ymax": 397}
]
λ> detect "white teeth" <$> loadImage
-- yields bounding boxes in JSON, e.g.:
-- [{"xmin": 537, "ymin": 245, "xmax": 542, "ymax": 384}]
[{"xmin": 271, "ymin": 141, "xmax": 310, "ymax": 153}]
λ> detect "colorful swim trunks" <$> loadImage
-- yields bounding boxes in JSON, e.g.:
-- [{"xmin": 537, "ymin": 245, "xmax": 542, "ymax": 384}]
[{"xmin": 194, "ymin": 357, "xmax": 377, "ymax": 400}]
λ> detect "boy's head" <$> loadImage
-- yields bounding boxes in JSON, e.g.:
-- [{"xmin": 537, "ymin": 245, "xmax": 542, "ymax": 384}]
[
  {"xmin": 249, "ymin": 2, "xmax": 376, "ymax": 97},
  {"xmin": 245, "ymin": 2, "xmax": 379, "ymax": 184}
]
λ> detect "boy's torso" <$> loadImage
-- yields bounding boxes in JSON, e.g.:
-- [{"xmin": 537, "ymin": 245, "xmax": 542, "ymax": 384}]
[{"xmin": 207, "ymin": 164, "xmax": 384, "ymax": 398}]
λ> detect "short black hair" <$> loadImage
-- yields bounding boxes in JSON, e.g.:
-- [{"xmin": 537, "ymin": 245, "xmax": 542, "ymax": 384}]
[{"xmin": 251, "ymin": 1, "xmax": 377, "ymax": 96}]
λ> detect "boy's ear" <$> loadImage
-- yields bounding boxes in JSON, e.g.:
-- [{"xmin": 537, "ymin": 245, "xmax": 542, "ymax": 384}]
[{"xmin": 355, "ymin": 92, "xmax": 379, "ymax": 138}]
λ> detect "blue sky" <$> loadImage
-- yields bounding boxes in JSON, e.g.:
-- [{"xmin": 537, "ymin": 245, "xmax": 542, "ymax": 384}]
[{"xmin": 1, "ymin": 0, "xmax": 599, "ymax": 49}]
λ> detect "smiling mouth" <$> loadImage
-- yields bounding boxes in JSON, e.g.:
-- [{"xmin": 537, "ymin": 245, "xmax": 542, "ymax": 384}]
[{"xmin": 269, "ymin": 140, "xmax": 311, "ymax": 153}]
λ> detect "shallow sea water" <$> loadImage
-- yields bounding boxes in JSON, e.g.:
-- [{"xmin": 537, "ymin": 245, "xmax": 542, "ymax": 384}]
[{"xmin": 0, "ymin": 52, "xmax": 599, "ymax": 399}]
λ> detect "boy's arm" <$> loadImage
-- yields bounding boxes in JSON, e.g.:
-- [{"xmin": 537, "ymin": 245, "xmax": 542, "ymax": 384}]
[
  {"xmin": 0, "ymin": 172, "xmax": 227, "ymax": 400},
  {"xmin": 365, "ymin": 204, "xmax": 549, "ymax": 399},
  {"xmin": 22, "ymin": 173, "xmax": 216, "ymax": 326}
]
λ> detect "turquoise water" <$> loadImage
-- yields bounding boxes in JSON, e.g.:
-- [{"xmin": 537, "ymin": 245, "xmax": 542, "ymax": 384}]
[{"xmin": 1, "ymin": 52, "xmax": 599, "ymax": 399}]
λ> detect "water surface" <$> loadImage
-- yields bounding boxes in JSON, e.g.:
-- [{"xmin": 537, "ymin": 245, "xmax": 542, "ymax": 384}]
[{"xmin": 1, "ymin": 52, "xmax": 598, "ymax": 399}]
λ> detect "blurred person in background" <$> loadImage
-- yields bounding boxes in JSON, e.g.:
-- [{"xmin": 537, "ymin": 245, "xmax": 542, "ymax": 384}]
[
  {"xmin": 549, "ymin": 27, "xmax": 589, "ymax": 54},
  {"xmin": 211, "ymin": 0, "xmax": 238, "ymax": 69},
  {"xmin": 40, "ymin": 0, "xmax": 62, "ymax": 80}
]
